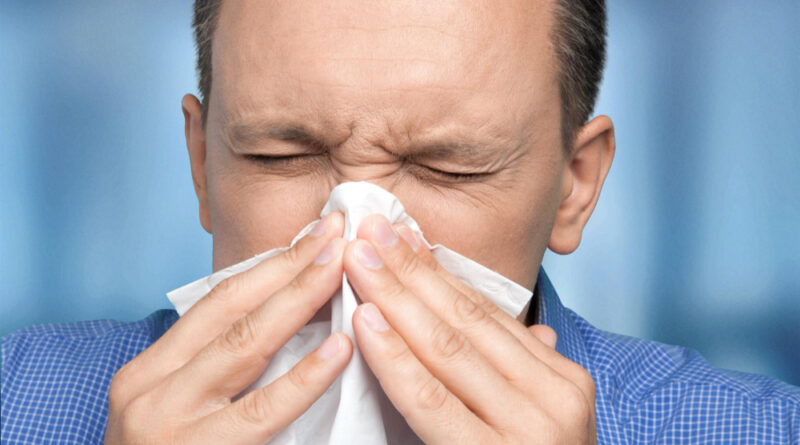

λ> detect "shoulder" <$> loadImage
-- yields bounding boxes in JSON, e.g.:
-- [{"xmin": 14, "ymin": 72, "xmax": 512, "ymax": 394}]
[
  {"xmin": 566, "ymin": 309, "xmax": 800, "ymax": 444},
  {"xmin": 1, "ymin": 309, "xmax": 178, "ymax": 445}
]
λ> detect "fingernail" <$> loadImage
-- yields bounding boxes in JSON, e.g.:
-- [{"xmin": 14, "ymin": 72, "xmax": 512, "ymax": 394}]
[
  {"xmin": 356, "ymin": 241, "xmax": 383, "ymax": 269},
  {"xmin": 396, "ymin": 225, "xmax": 420, "ymax": 252},
  {"xmin": 309, "ymin": 215, "xmax": 329, "ymax": 237},
  {"xmin": 361, "ymin": 303, "xmax": 389, "ymax": 331},
  {"xmin": 314, "ymin": 239, "xmax": 338, "ymax": 265},
  {"xmin": 373, "ymin": 217, "xmax": 398, "ymax": 248},
  {"xmin": 317, "ymin": 333, "xmax": 341, "ymax": 359}
]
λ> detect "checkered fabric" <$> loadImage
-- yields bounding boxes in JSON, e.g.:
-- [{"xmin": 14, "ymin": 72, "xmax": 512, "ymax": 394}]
[{"xmin": 2, "ymin": 269, "xmax": 799, "ymax": 444}]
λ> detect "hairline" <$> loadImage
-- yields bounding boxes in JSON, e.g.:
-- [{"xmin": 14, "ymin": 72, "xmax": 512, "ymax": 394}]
[{"xmin": 193, "ymin": 0, "xmax": 605, "ymax": 153}]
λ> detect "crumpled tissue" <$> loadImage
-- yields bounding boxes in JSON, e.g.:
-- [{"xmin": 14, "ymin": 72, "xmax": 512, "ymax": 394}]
[{"xmin": 167, "ymin": 181, "xmax": 532, "ymax": 445}]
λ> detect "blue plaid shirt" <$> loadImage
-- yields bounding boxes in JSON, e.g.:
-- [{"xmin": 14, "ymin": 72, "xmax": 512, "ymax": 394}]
[{"xmin": 3, "ymin": 268, "xmax": 799, "ymax": 444}]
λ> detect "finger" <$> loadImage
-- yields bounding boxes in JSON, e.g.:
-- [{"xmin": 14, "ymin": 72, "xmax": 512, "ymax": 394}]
[
  {"xmin": 352, "ymin": 303, "xmax": 497, "ymax": 445},
  {"xmin": 395, "ymin": 222, "xmax": 541, "ymax": 349},
  {"xmin": 528, "ymin": 324, "xmax": 596, "ymax": 404},
  {"xmin": 528, "ymin": 324, "xmax": 598, "ymax": 433},
  {"xmin": 395, "ymin": 222, "xmax": 586, "ymax": 395},
  {"xmin": 344, "ymin": 237, "xmax": 529, "ymax": 428},
  {"xmin": 528, "ymin": 324, "xmax": 557, "ymax": 349},
  {"xmin": 394, "ymin": 223, "xmax": 595, "ymax": 410},
  {"xmin": 162, "ymin": 238, "xmax": 347, "ymax": 406},
  {"xmin": 359, "ymin": 217, "xmax": 564, "ymax": 394},
  {"xmin": 187, "ymin": 332, "xmax": 353, "ymax": 445},
  {"xmin": 117, "ymin": 212, "xmax": 344, "ymax": 399}
]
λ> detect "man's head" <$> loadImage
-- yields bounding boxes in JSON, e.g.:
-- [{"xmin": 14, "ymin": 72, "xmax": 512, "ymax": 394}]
[{"xmin": 182, "ymin": 0, "xmax": 615, "ymax": 289}]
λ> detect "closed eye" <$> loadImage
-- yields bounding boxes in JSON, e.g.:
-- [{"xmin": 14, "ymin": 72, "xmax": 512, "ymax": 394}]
[
  {"xmin": 409, "ymin": 163, "xmax": 492, "ymax": 183},
  {"xmin": 244, "ymin": 153, "xmax": 316, "ymax": 167},
  {"xmin": 244, "ymin": 154, "xmax": 490, "ymax": 183}
]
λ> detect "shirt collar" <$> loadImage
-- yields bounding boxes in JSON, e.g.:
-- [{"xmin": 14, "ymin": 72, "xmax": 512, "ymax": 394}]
[{"xmin": 525, "ymin": 267, "xmax": 591, "ymax": 371}]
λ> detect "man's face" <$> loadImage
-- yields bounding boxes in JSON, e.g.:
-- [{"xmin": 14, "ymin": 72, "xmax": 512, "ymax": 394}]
[{"xmin": 198, "ymin": 0, "xmax": 568, "ymax": 289}]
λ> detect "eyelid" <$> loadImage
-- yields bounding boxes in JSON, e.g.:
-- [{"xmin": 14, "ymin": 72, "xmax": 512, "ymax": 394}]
[
  {"xmin": 244, "ymin": 154, "xmax": 490, "ymax": 183},
  {"xmin": 409, "ymin": 163, "xmax": 492, "ymax": 183},
  {"xmin": 244, "ymin": 153, "xmax": 314, "ymax": 166}
]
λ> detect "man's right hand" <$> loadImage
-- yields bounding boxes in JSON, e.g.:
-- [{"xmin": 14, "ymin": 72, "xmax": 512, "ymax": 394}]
[{"xmin": 104, "ymin": 212, "xmax": 352, "ymax": 444}]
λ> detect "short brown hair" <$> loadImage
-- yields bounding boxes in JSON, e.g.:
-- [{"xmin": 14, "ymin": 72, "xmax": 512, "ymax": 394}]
[{"xmin": 191, "ymin": 0, "xmax": 607, "ymax": 148}]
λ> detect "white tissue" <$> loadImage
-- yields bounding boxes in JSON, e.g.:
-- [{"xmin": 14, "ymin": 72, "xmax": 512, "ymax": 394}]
[{"xmin": 167, "ymin": 181, "xmax": 532, "ymax": 445}]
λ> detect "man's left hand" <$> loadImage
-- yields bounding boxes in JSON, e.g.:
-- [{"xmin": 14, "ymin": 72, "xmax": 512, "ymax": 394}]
[{"xmin": 343, "ymin": 215, "xmax": 597, "ymax": 444}]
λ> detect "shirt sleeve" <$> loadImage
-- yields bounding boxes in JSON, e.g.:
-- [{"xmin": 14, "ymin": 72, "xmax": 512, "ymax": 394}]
[{"xmin": 1, "ymin": 309, "xmax": 178, "ymax": 445}]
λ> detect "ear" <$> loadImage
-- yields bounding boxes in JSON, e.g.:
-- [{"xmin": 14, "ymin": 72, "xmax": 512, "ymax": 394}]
[
  {"xmin": 548, "ymin": 115, "xmax": 615, "ymax": 254},
  {"xmin": 182, "ymin": 94, "xmax": 212, "ymax": 234}
]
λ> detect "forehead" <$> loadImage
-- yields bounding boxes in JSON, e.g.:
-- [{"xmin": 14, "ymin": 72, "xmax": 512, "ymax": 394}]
[{"xmin": 211, "ymin": 0, "xmax": 558, "ymax": 143}]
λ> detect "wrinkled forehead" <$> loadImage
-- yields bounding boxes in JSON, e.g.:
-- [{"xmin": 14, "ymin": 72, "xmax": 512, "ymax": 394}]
[{"xmin": 210, "ymin": 0, "xmax": 558, "ymax": 143}]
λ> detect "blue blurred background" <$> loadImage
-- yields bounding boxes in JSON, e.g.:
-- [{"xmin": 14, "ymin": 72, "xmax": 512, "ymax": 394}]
[{"xmin": 1, "ymin": 1, "xmax": 798, "ymax": 385}]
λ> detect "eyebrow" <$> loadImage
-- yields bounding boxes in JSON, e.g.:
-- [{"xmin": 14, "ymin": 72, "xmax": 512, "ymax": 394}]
[
  {"xmin": 405, "ymin": 140, "xmax": 484, "ymax": 161},
  {"xmin": 225, "ymin": 119, "xmax": 503, "ymax": 163},
  {"xmin": 225, "ymin": 121, "xmax": 329, "ymax": 151}
]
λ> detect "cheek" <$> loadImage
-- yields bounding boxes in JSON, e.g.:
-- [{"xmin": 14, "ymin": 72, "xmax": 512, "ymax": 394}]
[
  {"xmin": 207, "ymin": 168, "xmax": 331, "ymax": 270},
  {"xmin": 396, "ymin": 178, "xmax": 558, "ymax": 289}
]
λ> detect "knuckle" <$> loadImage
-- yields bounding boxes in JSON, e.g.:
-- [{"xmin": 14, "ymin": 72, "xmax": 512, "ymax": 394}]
[
  {"xmin": 219, "ymin": 314, "xmax": 261, "ymax": 356},
  {"xmin": 538, "ymin": 417, "xmax": 562, "ymax": 443},
  {"xmin": 240, "ymin": 390, "xmax": 276, "ymax": 426},
  {"xmin": 119, "ymin": 393, "xmax": 154, "ymax": 436},
  {"xmin": 383, "ymin": 279, "xmax": 409, "ymax": 303},
  {"xmin": 418, "ymin": 251, "xmax": 439, "ymax": 269},
  {"xmin": 430, "ymin": 320, "xmax": 470, "ymax": 361},
  {"xmin": 521, "ymin": 408, "xmax": 563, "ymax": 443},
  {"xmin": 288, "ymin": 265, "xmax": 316, "ymax": 294},
  {"xmin": 559, "ymin": 361, "xmax": 596, "ymax": 403},
  {"xmin": 573, "ymin": 366, "xmax": 596, "ymax": 401},
  {"xmin": 286, "ymin": 365, "xmax": 309, "ymax": 390},
  {"xmin": 282, "ymin": 242, "xmax": 302, "ymax": 266},
  {"xmin": 384, "ymin": 336, "xmax": 414, "ymax": 363},
  {"xmin": 561, "ymin": 381, "xmax": 591, "ymax": 420},
  {"xmin": 108, "ymin": 366, "xmax": 132, "ymax": 408},
  {"xmin": 109, "ymin": 385, "xmax": 177, "ymax": 442},
  {"xmin": 415, "ymin": 375, "xmax": 449, "ymax": 412},
  {"xmin": 452, "ymin": 292, "xmax": 489, "ymax": 326},
  {"xmin": 472, "ymin": 292, "xmax": 500, "ymax": 316},
  {"xmin": 371, "ymin": 271, "xmax": 408, "ymax": 303},
  {"xmin": 396, "ymin": 250, "xmax": 424, "ymax": 278},
  {"xmin": 287, "ymin": 274, "xmax": 306, "ymax": 295},
  {"xmin": 208, "ymin": 276, "xmax": 241, "ymax": 304}
]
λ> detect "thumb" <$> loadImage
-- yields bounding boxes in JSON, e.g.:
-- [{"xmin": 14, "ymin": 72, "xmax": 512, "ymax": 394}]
[{"xmin": 528, "ymin": 324, "xmax": 557, "ymax": 349}]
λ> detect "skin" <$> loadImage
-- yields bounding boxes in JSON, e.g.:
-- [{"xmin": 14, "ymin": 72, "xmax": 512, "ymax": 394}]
[{"xmin": 105, "ymin": 0, "xmax": 615, "ymax": 443}]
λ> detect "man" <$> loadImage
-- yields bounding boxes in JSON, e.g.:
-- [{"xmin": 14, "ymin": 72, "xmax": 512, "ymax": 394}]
[{"xmin": 1, "ymin": 0, "xmax": 798, "ymax": 443}]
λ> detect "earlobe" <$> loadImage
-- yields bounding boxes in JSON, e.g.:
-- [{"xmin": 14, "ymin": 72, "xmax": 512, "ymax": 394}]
[
  {"xmin": 548, "ymin": 115, "xmax": 615, "ymax": 255},
  {"xmin": 182, "ymin": 94, "xmax": 213, "ymax": 234}
]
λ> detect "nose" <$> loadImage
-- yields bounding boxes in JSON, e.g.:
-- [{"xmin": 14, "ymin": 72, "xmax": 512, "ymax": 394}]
[{"xmin": 327, "ymin": 136, "xmax": 405, "ymax": 192}]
